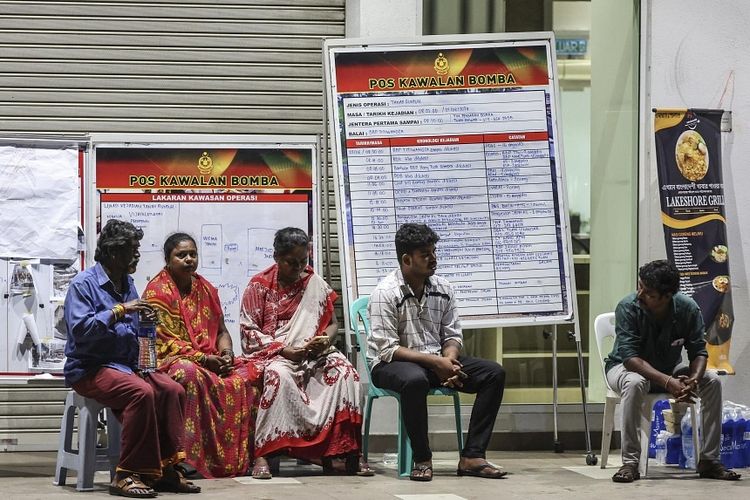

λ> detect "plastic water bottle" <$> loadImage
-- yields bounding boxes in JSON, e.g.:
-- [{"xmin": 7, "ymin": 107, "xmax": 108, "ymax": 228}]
[
  {"xmin": 731, "ymin": 407, "xmax": 746, "ymax": 468},
  {"xmin": 137, "ymin": 311, "xmax": 157, "ymax": 372},
  {"xmin": 649, "ymin": 399, "xmax": 670, "ymax": 458},
  {"xmin": 721, "ymin": 407, "xmax": 734, "ymax": 467},
  {"xmin": 382, "ymin": 452, "xmax": 398, "ymax": 466},
  {"xmin": 666, "ymin": 434, "xmax": 682, "ymax": 465},
  {"xmin": 681, "ymin": 408, "xmax": 696, "ymax": 469},
  {"xmin": 743, "ymin": 407, "xmax": 750, "ymax": 468},
  {"xmin": 655, "ymin": 430, "xmax": 669, "ymax": 465}
]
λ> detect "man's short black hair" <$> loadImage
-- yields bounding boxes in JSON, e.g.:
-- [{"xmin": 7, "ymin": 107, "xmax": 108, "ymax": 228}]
[
  {"xmin": 395, "ymin": 223, "xmax": 439, "ymax": 263},
  {"xmin": 639, "ymin": 259, "xmax": 680, "ymax": 296},
  {"xmin": 94, "ymin": 219, "xmax": 143, "ymax": 263}
]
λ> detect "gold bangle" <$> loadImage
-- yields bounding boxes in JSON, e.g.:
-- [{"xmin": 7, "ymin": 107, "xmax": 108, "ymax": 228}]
[
  {"xmin": 664, "ymin": 375, "xmax": 673, "ymax": 389},
  {"xmin": 111, "ymin": 304, "xmax": 125, "ymax": 321}
]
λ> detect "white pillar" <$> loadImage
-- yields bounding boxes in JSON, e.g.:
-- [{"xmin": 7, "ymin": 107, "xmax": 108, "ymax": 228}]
[{"xmin": 346, "ymin": 0, "xmax": 422, "ymax": 38}]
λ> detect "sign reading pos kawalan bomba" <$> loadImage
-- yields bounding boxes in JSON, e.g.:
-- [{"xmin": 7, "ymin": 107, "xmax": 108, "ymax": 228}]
[{"xmin": 654, "ymin": 109, "xmax": 734, "ymax": 373}]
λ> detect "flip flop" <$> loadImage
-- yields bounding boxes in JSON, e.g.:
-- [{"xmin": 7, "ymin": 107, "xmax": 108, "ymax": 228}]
[
  {"xmin": 356, "ymin": 458, "xmax": 376, "ymax": 477},
  {"xmin": 251, "ymin": 462, "xmax": 273, "ymax": 480},
  {"xmin": 611, "ymin": 463, "xmax": 640, "ymax": 483},
  {"xmin": 410, "ymin": 464, "xmax": 433, "ymax": 482},
  {"xmin": 697, "ymin": 460, "xmax": 741, "ymax": 481},
  {"xmin": 457, "ymin": 462, "xmax": 507, "ymax": 479}
]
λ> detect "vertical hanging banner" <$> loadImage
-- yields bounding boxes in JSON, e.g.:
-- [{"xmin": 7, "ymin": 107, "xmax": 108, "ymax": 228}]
[{"xmin": 653, "ymin": 109, "xmax": 734, "ymax": 373}]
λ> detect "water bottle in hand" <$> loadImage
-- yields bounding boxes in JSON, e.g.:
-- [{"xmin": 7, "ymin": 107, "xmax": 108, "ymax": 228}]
[{"xmin": 137, "ymin": 310, "xmax": 157, "ymax": 372}]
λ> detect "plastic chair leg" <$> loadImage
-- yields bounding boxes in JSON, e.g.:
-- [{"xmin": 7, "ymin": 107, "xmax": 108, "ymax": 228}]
[
  {"xmin": 76, "ymin": 405, "xmax": 98, "ymax": 491},
  {"xmin": 600, "ymin": 398, "xmax": 616, "ymax": 469},
  {"xmin": 362, "ymin": 396, "xmax": 375, "ymax": 461},
  {"xmin": 690, "ymin": 404, "xmax": 700, "ymax": 470},
  {"xmin": 397, "ymin": 401, "xmax": 412, "ymax": 477},
  {"xmin": 638, "ymin": 402, "xmax": 652, "ymax": 478},
  {"xmin": 452, "ymin": 393, "xmax": 464, "ymax": 453},
  {"xmin": 53, "ymin": 394, "xmax": 76, "ymax": 486},
  {"xmin": 600, "ymin": 399, "xmax": 617, "ymax": 469}
]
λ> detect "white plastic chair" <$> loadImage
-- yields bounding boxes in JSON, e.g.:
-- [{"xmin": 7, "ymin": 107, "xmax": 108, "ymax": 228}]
[
  {"xmin": 53, "ymin": 391, "xmax": 121, "ymax": 491},
  {"xmin": 594, "ymin": 312, "xmax": 699, "ymax": 477}
]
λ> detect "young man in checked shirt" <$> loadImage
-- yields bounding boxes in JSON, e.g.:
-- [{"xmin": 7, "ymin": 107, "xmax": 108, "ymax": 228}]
[{"xmin": 367, "ymin": 223, "xmax": 507, "ymax": 481}]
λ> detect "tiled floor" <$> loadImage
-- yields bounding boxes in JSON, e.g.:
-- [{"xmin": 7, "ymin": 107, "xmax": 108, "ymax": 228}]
[{"xmin": 0, "ymin": 450, "xmax": 747, "ymax": 499}]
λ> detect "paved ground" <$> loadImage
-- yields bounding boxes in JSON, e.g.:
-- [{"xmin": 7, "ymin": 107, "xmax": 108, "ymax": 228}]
[{"xmin": 0, "ymin": 450, "xmax": 747, "ymax": 499}]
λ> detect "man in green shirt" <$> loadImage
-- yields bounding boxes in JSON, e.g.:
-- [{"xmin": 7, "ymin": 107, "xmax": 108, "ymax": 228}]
[{"xmin": 606, "ymin": 260, "xmax": 740, "ymax": 483}]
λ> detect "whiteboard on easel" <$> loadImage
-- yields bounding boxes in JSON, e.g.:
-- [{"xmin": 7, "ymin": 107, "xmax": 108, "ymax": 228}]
[
  {"xmin": 88, "ymin": 135, "xmax": 320, "ymax": 349},
  {"xmin": 324, "ymin": 33, "xmax": 577, "ymax": 328}
]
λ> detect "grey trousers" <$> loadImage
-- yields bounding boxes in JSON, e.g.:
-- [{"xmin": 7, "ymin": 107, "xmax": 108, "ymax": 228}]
[{"xmin": 606, "ymin": 363, "xmax": 722, "ymax": 465}]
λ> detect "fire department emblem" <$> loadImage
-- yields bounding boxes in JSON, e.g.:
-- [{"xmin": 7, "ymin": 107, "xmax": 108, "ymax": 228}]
[
  {"xmin": 434, "ymin": 52, "xmax": 449, "ymax": 75},
  {"xmin": 198, "ymin": 151, "xmax": 213, "ymax": 175}
]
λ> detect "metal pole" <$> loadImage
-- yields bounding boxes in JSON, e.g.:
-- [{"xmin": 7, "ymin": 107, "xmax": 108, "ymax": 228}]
[
  {"xmin": 573, "ymin": 325, "xmax": 596, "ymax": 464},
  {"xmin": 320, "ymin": 72, "xmax": 332, "ymax": 284},
  {"xmin": 552, "ymin": 325, "xmax": 562, "ymax": 453}
]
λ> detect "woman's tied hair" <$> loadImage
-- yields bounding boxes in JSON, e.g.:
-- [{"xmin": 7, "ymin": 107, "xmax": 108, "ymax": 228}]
[
  {"xmin": 273, "ymin": 227, "xmax": 309, "ymax": 256},
  {"xmin": 163, "ymin": 232, "xmax": 196, "ymax": 262}
]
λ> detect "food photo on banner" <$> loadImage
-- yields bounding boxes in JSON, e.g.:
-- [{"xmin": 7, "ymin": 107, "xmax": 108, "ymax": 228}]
[{"xmin": 653, "ymin": 108, "xmax": 734, "ymax": 373}]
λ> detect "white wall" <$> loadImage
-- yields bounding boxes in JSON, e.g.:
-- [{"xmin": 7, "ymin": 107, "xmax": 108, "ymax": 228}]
[{"xmin": 641, "ymin": 0, "xmax": 750, "ymax": 402}]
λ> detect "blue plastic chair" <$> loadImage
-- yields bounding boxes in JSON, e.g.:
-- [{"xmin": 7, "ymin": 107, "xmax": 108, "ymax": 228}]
[{"xmin": 349, "ymin": 295, "xmax": 464, "ymax": 477}]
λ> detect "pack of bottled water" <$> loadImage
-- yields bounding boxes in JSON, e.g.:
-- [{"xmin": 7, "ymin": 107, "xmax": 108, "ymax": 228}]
[
  {"xmin": 650, "ymin": 398, "xmax": 750, "ymax": 469},
  {"xmin": 716, "ymin": 401, "xmax": 749, "ymax": 468},
  {"xmin": 678, "ymin": 400, "xmax": 749, "ymax": 469}
]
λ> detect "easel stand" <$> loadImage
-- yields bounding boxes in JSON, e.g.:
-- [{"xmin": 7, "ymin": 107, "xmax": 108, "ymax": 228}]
[{"xmin": 548, "ymin": 323, "xmax": 597, "ymax": 465}]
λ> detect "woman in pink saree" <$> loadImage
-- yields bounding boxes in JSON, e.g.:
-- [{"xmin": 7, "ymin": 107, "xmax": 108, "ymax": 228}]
[{"xmin": 240, "ymin": 227, "xmax": 371, "ymax": 478}]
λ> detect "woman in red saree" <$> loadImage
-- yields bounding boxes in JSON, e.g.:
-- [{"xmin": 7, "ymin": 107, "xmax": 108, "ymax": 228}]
[
  {"xmin": 240, "ymin": 227, "xmax": 371, "ymax": 478},
  {"xmin": 143, "ymin": 233, "xmax": 258, "ymax": 478}
]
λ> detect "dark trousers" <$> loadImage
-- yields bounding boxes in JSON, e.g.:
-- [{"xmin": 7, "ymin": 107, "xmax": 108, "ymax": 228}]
[
  {"xmin": 73, "ymin": 367, "xmax": 186, "ymax": 476},
  {"xmin": 371, "ymin": 356, "xmax": 505, "ymax": 463}
]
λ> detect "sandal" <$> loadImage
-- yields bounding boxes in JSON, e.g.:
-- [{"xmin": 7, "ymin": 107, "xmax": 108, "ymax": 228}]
[
  {"xmin": 152, "ymin": 466, "xmax": 201, "ymax": 493},
  {"xmin": 457, "ymin": 461, "xmax": 507, "ymax": 479},
  {"xmin": 108, "ymin": 474, "xmax": 157, "ymax": 498},
  {"xmin": 251, "ymin": 458, "xmax": 273, "ymax": 480},
  {"xmin": 174, "ymin": 462, "xmax": 198, "ymax": 479},
  {"xmin": 357, "ymin": 456, "xmax": 375, "ymax": 477},
  {"xmin": 410, "ymin": 463, "xmax": 433, "ymax": 482},
  {"xmin": 697, "ymin": 460, "xmax": 742, "ymax": 480},
  {"xmin": 611, "ymin": 463, "xmax": 640, "ymax": 483}
]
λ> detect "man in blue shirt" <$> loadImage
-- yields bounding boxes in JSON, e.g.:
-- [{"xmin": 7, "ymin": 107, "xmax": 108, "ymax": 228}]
[
  {"xmin": 606, "ymin": 260, "xmax": 740, "ymax": 482},
  {"xmin": 65, "ymin": 219, "xmax": 200, "ymax": 497}
]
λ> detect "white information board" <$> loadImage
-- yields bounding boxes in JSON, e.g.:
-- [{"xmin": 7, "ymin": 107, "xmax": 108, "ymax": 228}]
[
  {"xmin": 90, "ymin": 136, "xmax": 319, "ymax": 349},
  {"xmin": 0, "ymin": 146, "xmax": 80, "ymax": 260},
  {"xmin": 99, "ymin": 196, "xmax": 309, "ymax": 331},
  {"xmin": 325, "ymin": 34, "xmax": 576, "ymax": 327}
]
